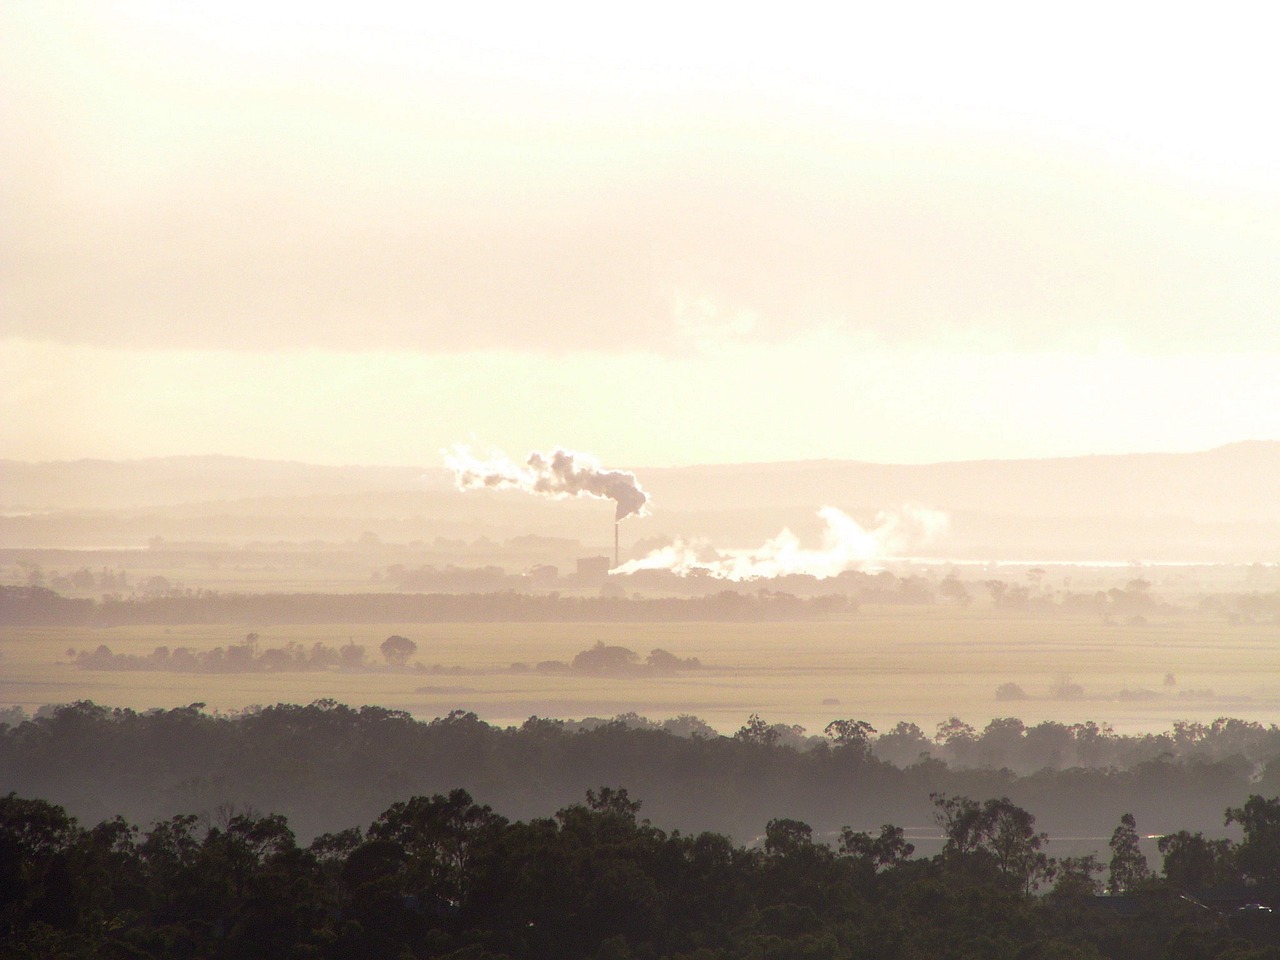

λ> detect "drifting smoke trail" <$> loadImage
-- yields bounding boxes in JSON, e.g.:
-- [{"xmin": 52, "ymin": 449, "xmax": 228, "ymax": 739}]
[
  {"xmin": 614, "ymin": 505, "xmax": 949, "ymax": 580},
  {"xmin": 445, "ymin": 445, "xmax": 649, "ymax": 521}
]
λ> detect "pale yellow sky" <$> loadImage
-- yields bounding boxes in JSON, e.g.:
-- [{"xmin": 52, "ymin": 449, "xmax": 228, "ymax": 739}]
[{"xmin": 3, "ymin": 2, "xmax": 1279, "ymax": 465}]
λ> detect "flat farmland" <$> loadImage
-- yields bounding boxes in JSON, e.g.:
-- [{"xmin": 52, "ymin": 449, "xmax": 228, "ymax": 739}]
[{"xmin": 2, "ymin": 609, "xmax": 1279, "ymax": 735}]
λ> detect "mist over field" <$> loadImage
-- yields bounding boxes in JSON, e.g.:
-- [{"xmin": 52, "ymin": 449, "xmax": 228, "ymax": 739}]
[
  {"xmin": 4, "ymin": 442, "xmax": 1280, "ymax": 560},
  {"xmin": 3, "ymin": 447, "xmax": 1279, "ymax": 739}
]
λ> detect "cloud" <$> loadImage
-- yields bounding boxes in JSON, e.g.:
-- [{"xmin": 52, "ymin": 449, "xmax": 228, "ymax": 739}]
[
  {"xmin": 4, "ymin": 4, "xmax": 1278, "ymax": 356},
  {"xmin": 614, "ymin": 505, "xmax": 949, "ymax": 580}
]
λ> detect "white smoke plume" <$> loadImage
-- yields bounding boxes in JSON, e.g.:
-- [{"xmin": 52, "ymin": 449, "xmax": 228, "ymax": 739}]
[
  {"xmin": 613, "ymin": 505, "xmax": 949, "ymax": 581},
  {"xmin": 445, "ymin": 445, "xmax": 649, "ymax": 521}
]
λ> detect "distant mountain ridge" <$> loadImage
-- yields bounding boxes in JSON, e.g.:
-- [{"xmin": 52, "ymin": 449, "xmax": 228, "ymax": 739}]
[
  {"xmin": 640, "ymin": 441, "xmax": 1280, "ymax": 522},
  {"xmin": 0, "ymin": 455, "xmax": 433, "ymax": 512},
  {"xmin": 3, "ymin": 443, "xmax": 1277, "ymax": 523}
]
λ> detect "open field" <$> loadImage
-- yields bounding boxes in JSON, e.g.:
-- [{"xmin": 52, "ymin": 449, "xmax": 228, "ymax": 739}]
[{"xmin": 4, "ymin": 608, "xmax": 1280, "ymax": 736}]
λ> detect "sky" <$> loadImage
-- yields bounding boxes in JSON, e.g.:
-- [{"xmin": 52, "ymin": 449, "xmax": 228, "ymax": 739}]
[{"xmin": 4, "ymin": 1, "xmax": 1279, "ymax": 467}]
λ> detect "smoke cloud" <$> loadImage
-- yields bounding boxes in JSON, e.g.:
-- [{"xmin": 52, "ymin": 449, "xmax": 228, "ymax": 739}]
[
  {"xmin": 445, "ymin": 445, "xmax": 649, "ymax": 521},
  {"xmin": 614, "ymin": 505, "xmax": 949, "ymax": 580}
]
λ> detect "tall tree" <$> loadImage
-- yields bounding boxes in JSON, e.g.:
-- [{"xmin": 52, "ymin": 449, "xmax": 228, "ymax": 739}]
[
  {"xmin": 1107, "ymin": 812, "xmax": 1149, "ymax": 894},
  {"xmin": 1157, "ymin": 830, "xmax": 1236, "ymax": 889},
  {"xmin": 1226, "ymin": 794, "xmax": 1280, "ymax": 882}
]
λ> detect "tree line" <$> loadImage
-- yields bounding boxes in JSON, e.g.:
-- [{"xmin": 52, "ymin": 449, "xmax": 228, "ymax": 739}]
[
  {"xmin": 0, "ymin": 585, "xmax": 860, "ymax": 626},
  {"xmin": 7, "ymin": 579, "xmax": 1280, "ymax": 628},
  {"xmin": 3, "ymin": 701, "xmax": 1276, "ymax": 855},
  {"xmin": 5, "ymin": 784, "xmax": 1280, "ymax": 959},
  {"xmin": 63, "ymin": 637, "xmax": 703, "ymax": 678}
]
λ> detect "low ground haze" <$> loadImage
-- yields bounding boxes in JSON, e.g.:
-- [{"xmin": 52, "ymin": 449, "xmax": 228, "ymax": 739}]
[
  {"xmin": 4, "ymin": 446, "xmax": 1279, "ymax": 739},
  {"xmin": 4, "ymin": 443, "xmax": 1280, "ymax": 561}
]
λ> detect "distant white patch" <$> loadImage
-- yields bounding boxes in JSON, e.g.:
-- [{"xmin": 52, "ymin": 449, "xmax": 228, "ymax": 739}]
[{"xmin": 614, "ymin": 504, "xmax": 948, "ymax": 580}]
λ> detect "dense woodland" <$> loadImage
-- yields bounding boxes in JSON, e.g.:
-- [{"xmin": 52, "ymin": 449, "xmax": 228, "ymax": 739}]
[
  {"xmin": 6, "ymin": 705, "xmax": 1280, "ymax": 956},
  {"xmin": 3, "ymin": 701, "xmax": 1279, "ymax": 859},
  {"xmin": 6, "ymin": 780, "xmax": 1280, "ymax": 959}
]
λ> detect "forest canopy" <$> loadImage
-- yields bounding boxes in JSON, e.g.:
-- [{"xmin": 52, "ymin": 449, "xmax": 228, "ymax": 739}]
[
  {"xmin": 3, "ymin": 700, "xmax": 1279, "ymax": 852},
  {"xmin": 5, "ymin": 782, "xmax": 1280, "ymax": 959}
]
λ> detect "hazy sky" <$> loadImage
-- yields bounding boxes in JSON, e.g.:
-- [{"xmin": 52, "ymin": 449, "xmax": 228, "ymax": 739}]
[{"xmin": 4, "ymin": 2, "xmax": 1279, "ymax": 466}]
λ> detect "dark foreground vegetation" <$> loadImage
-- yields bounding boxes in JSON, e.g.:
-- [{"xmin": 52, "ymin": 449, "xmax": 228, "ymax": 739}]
[
  {"xmin": 3, "ymin": 701, "xmax": 1279, "ymax": 854},
  {"xmin": 7, "ymin": 783, "xmax": 1280, "ymax": 959}
]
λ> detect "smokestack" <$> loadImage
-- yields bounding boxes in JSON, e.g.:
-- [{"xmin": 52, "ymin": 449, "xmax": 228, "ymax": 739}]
[{"xmin": 614, "ymin": 521, "xmax": 620, "ymax": 569}]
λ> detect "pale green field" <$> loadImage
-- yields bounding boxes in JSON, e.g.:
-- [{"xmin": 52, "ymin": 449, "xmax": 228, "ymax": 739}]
[{"xmin": 3, "ymin": 609, "xmax": 1279, "ymax": 736}]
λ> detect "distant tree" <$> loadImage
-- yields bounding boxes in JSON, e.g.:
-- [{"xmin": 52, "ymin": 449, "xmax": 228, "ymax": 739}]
[
  {"xmin": 520, "ymin": 716, "xmax": 566, "ymax": 740},
  {"xmin": 1226, "ymin": 795, "xmax": 1280, "ymax": 882},
  {"xmin": 339, "ymin": 642, "xmax": 365, "ymax": 669},
  {"xmin": 763, "ymin": 818, "xmax": 814, "ymax": 858},
  {"xmin": 873, "ymin": 721, "xmax": 932, "ymax": 765},
  {"xmin": 1157, "ymin": 830, "xmax": 1236, "ymax": 889},
  {"xmin": 938, "ymin": 577, "xmax": 971, "ymax": 605},
  {"xmin": 204, "ymin": 811, "xmax": 297, "ymax": 901},
  {"xmin": 933, "ymin": 793, "xmax": 1052, "ymax": 893},
  {"xmin": 660, "ymin": 714, "xmax": 718, "ymax": 738},
  {"xmin": 838, "ymin": 823, "xmax": 914, "ymax": 871},
  {"xmin": 379, "ymin": 635, "xmax": 416, "ymax": 668},
  {"xmin": 995, "ymin": 682, "xmax": 1029, "ymax": 701},
  {"xmin": 572, "ymin": 641, "xmax": 639, "ymax": 674},
  {"xmin": 933, "ymin": 793, "xmax": 989, "ymax": 858},
  {"xmin": 369, "ymin": 789, "xmax": 506, "ymax": 908},
  {"xmin": 985, "ymin": 798, "xmax": 1053, "ymax": 893},
  {"xmin": 141, "ymin": 575, "xmax": 172, "ymax": 596},
  {"xmin": 0, "ymin": 792, "xmax": 79, "ymax": 859},
  {"xmin": 823, "ymin": 719, "xmax": 877, "ymax": 750},
  {"xmin": 734, "ymin": 714, "xmax": 781, "ymax": 747},
  {"xmin": 309, "ymin": 826, "xmax": 363, "ymax": 867},
  {"xmin": 645, "ymin": 648, "xmax": 700, "ymax": 672},
  {"xmin": 585, "ymin": 787, "xmax": 642, "ymax": 821},
  {"xmin": 975, "ymin": 717, "xmax": 1027, "ymax": 768},
  {"xmin": 1050, "ymin": 855, "xmax": 1103, "ymax": 900},
  {"xmin": 935, "ymin": 716, "xmax": 977, "ymax": 747},
  {"xmin": 1107, "ymin": 812, "xmax": 1149, "ymax": 894},
  {"xmin": 936, "ymin": 716, "xmax": 981, "ymax": 765},
  {"xmin": 985, "ymin": 579, "xmax": 1032, "ymax": 610},
  {"xmin": 1051, "ymin": 674, "xmax": 1085, "ymax": 700}
]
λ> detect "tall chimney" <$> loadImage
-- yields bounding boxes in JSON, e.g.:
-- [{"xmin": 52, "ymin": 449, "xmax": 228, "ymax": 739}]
[{"xmin": 614, "ymin": 521, "xmax": 620, "ymax": 569}]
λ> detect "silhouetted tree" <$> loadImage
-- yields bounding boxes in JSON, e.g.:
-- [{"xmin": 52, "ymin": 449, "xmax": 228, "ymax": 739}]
[
  {"xmin": 838, "ymin": 823, "xmax": 914, "ymax": 871},
  {"xmin": 933, "ymin": 793, "xmax": 1052, "ymax": 893},
  {"xmin": 1157, "ymin": 830, "xmax": 1237, "ymax": 890},
  {"xmin": 734, "ymin": 713, "xmax": 781, "ymax": 747},
  {"xmin": 1107, "ymin": 812, "xmax": 1149, "ymax": 894},
  {"xmin": 379, "ymin": 634, "xmax": 417, "ymax": 667},
  {"xmin": 1226, "ymin": 794, "xmax": 1280, "ymax": 882},
  {"xmin": 823, "ymin": 718, "xmax": 877, "ymax": 750},
  {"xmin": 572, "ymin": 641, "xmax": 639, "ymax": 674},
  {"xmin": 586, "ymin": 786, "xmax": 643, "ymax": 821}
]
